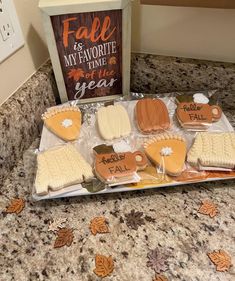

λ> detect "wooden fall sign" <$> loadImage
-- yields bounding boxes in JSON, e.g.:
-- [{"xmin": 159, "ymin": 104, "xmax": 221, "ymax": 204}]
[{"xmin": 51, "ymin": 10, "xmax": 122, "ymax": 100}]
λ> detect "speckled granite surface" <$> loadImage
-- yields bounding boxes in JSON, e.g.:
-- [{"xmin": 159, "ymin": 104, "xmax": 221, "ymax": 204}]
[
  {"xmin": 131, "ymin": 54, "xmax": 235, "ymax": 94},
  {"xmin": 1, "ymin": 54, "xmax": 235, "ymax": 280},
  {"xmin": 0, "ymin": 61, "xmax": 57, "ymax": 184}
]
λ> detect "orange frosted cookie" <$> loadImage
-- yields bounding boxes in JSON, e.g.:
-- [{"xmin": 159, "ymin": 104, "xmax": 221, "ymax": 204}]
[
  {"xmin": 42, "ymin": 106, "xmax": 81, "ymax": 141},
  {"xmin": 144, "ymin": 133, "xmax": 187, "ymax": 176},
  {"xmin": 135, "ymin": 98, "xmax": 170, "ymax": 133}
]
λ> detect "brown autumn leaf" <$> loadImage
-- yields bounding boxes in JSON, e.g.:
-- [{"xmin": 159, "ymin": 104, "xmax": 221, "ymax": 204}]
[
  {"xmin": 54, "ymin": 227, "xmax": 74, "ymax": 248},
  {"xmin": 93, "ymin": 254, "xmax": 114, "ymax": 278},
  {"xmin": 95, "ymin": 87, "xmax": 110, "ymax": 97},
  {"xmin": 68, "ymin": 68, "xmax": 84, "ymax": 81},
  {"xmin": 90, "ymin": 217, "xmax": 109, "ymax": 236},
  {"xmin": 153, "ymin": 274, "xmax": 169, "ymax": 281},
  {"xmin": 207, "ymin": 250, "xmax": 232, "ymax": 272},
  {"xmin": 6, "ymin": 198, "xmax": 25, "ymax": 214},
  {"xmin": 198, "ymin": 200, "xmax": 218, "ymax": 218},
  {"xmin": 108, "ymin": 56, "xmax": 117, "ymax": 65}
]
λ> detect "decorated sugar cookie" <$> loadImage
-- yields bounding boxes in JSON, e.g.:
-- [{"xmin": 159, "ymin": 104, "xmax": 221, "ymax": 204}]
[
  {"xmin": 135, "ymin": 98, "xmax": 170, "ymax": 134},
  {"xmin": 144, "ymin": 133, "xmax": 187, "ymax": 176},
  {"xmin": 187, "ymin": 132, "xmax": 235, "ymax": 169},
  {"xmin": 97, "ymin": 104, "xmax": 131, "ymax": 140},
  {"xmin": 42, "ymin": 106, "xmax": 82, "ymax": 141},
  {"xmin": 176, "ymin": 102, "xmax": 222, "ymax": 130},
  {"xmin": 95, "ymin": 151, "xmax": 148, "ymax": 183}
]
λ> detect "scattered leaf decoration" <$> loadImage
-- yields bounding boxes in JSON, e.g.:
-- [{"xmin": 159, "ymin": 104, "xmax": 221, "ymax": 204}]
[
  {"xmin": 54, "ymin": 228, "xmax": 74, "ymax": 248},
  {"xmin": 207, "ymin": 250, "xmax": 232, "ymax": 272},
  {"xmin": 90, "ymin": 217, "xmax": 110, "ymax": 236},
  {"xmin": 147, "ymin": 248, "xmax": 169, "ymax": 274},
  {"xmin": 125, "ymin": 209, "xmax": 145, "ymax": 230},
  {"xmin": 95, "ymin": 87, "xmax": 110, "ymax": 97},
  {"xmin": 93, "ymin": 254, "xmax": 114, "ymax": 278},
  {"xmin": 6, "ymin": 198, "xmax": 25, "ymax": 214},
  {"xmin": 108, "ymin": 56, "xmax": 117, "ymax": 65},
  {"xmin": 153, "ymin": 274, "xmax": 169, "ymax": 281},
  {"xmin": 68, "ymin": 68, "xmax": 84, "ymax": 81},
  {"xmin": 48, "ymin": 218, "xmax": 68, "ymax": 233},
  {"xmin": 198, "ymin": 200, "xmax": 218, "ymax": 218}
]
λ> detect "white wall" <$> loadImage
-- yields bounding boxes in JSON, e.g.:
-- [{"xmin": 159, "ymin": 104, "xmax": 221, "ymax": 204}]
[
  {"xmin": 132, "ymin": 1, "xmax": 235, "ymax": 63},
  {"xmin": 0, "ymin": 0, "xmax": 48, "ymax": 105}
]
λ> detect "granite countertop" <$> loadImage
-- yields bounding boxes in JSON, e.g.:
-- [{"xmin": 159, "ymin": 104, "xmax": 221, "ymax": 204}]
[{"xmin": 1, "ymin": 109, "xmax": 235, "ymax": 281}]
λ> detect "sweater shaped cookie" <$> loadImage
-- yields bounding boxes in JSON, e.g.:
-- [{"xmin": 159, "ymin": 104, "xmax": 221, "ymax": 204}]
[
  {"xmin": 35, "ymin": 144, "xmax": 93, "ymax": 195},
  {"xmin": 97, "ymin": 104, "xmax": 131, "ymax": 140},
  {"xmin": 187, "ymin": 132, "xmax": 235, "ymax": 169}
]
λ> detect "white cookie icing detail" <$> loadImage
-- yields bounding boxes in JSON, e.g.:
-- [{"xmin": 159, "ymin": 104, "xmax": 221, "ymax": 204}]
[
  {"xmin": 193, "ymin": 93, "xmax": 209, "ymax": 104},
  {"xmin": 61, "ymin": 119, "xmax": 73, "ymax": 128},
  {"xmin": 160, "ymin": 147, "xmax": 173, "ymax": 156}
]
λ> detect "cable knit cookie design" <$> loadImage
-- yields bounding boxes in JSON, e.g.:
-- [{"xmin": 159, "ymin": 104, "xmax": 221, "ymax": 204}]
[
  {"xmin": 42, "ymin": 106, "xmax": 81, "ymax": 141},
  {"xmin": 188, "ymin": 132, "xmax": 235, "ymax": 169},
  {"xmin": 144, "ymin": 133, "xmax": 186, "ymax": 176},
  {"xmin": 35, "ymin": 144, "xmax": 93, "ymax": 195}
]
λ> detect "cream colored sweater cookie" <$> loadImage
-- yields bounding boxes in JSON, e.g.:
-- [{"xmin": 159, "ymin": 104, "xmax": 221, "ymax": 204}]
[
  {"xmin": 188, "ymin": 132, "xmax": 235, "ymax": 169},
  {"xmin": 35, "ymin": 144, "xmax": 93, "ymax": 195}
]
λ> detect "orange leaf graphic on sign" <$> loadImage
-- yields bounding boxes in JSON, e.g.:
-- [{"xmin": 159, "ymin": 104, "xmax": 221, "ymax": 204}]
[
  {"xmin": 108, "ymin": 56, "xmax": 117, "ymax": 65},
  {"xmin": 68, "ymin": 68, "xmax": 84, "ymax": 81}
]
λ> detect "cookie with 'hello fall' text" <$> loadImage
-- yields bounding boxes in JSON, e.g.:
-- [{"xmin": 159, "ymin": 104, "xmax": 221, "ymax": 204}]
[
  {"xmin": 144, "ymin": 133, "xmax": 187, "ymax": 176},
  {"xmin": 42, "ymin": 106, "xmax": 82, "ymax": 141}
]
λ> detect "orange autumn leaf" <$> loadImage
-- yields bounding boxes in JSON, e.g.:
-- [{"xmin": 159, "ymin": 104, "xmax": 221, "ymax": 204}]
[
  {"xmin": 90, "ymin": 217, "xmax": 109, "ymax": 236},
  {"xmin": 6, "ymin": 198, "xmax": 25, "ymax": 214},
  {"xmin": 93, "ymin": 254, "xmax": 114, "ymax": 278},
  {"xmin": 68, "ymin": 68, "xmax": 84, "ymax": 81},
  {"xmin": 198, "ymin": 200, "xmax": 218, "ymax": 218},
  {"xmin": 108, "ymin": 56, "xmax": 117, "ymax": 65},
  {"xmin": 153, "ymin": 275, "xmax": 169, "ymax": 281},
  {"xmin": 208, "ymin": 250, "xmax": 232, "ymax": 272},
  {"xmin": 54, "ymin": 227, "xmax": 74, "ymax": 248}
]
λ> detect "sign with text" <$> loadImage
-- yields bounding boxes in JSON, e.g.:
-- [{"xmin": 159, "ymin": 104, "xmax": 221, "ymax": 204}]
[{"xmin": 51, "ymin": 10, "xmax": 122, "ymax": 101}]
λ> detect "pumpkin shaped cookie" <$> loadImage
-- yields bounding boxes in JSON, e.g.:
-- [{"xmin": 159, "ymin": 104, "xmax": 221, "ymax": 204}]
[
  {"xmin": 144, "ymin": 133, "xmax": 187, "ymax": 176},
  {"xmin": 135, "ymin": 98, "xmax": 170, "ymax": 134}
]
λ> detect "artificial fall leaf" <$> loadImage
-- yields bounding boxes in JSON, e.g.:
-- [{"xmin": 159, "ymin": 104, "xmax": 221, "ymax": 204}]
[
  {"xmin": 147, "ymin": 248, "xmax": 169, "ymax": 274},
  {"xmin": 153, "ymin": 274, "xmax": 169, "ymax": 281},
  {"xmin": 125, "ymin": 209, "xmax": 145, "ymax": 230},
  {"xmin": 48, "ymin": 218, "xmax": 68, "ymax": 233},
  {"xmin": 93, "ymin": 254, "xmax": 114, "ymax": 278},
  {"xmin": 198, "ymin": 200, "xmax": 218, "ymax": 218},
  {"xmin": 108, "ymin": 56, "xmax": 117, "ymax": 65},
  {"xmin": 207, "ymin": 250, "xmax": 232, "ymax": 272},
  {"xmin": 90, "ymin": 217, "xmax": 109, "ymax": 236},
  {"xmin": 6, "ymin": 198, "xmax": 25, "ymax": 214},
  {"xmin": 68, "ymin": 68, "xmax": 84, "ymax": 81},
  {"xmin": 54, "ymin": 227, "xmax": 74, "ymax": 248}
]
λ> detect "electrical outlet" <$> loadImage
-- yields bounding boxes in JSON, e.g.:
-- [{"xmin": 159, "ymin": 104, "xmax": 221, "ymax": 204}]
[{"xmin": 0, "ymin": 0, "xmax": 24, "ymax": 63}]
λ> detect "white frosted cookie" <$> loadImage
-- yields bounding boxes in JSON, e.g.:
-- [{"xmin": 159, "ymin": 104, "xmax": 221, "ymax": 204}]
[
  {"xmin": 35, "ymin": 144, "xmax": 93, "ymax": 195},
  {"xmin": 97, "ymin": 104, "xmax": 131, "ymax": 140},
  {"xmin": 188, "ymin": 132, "xmax": 235, "ymax": 169}
]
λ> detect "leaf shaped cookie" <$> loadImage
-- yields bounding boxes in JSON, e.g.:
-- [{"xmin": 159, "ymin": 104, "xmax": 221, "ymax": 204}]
[
  {"xmin": 208, "ymin": 250, "xmax": 232, "ymax": 272},
  {"xmin": 93, "ymin": 254, "xmax": 114, "ymax": 278},
  {"xmin": 153, "ymin": 275, "xmax": 168, "ymax": 281},
  {"xmin": 42, "ymin": 106, "xmax": 81, "ymax": 141},
  {"xmin": 6, "ymin": 198, "xmax": 25, "ymax": 214},
  {"xmin": 144, "ymin": 134, "xmax": 186, "ymax": 176},
  {"xmin": 90, "ymin": 217, "xmax": 109, "ymax": 235},
  {"xmin": 54, "ymin": 228, "xmax": 74, "ymax": 248},
  {"xmin": 198, "ymin": 200, "xmax": 218, "ymax": 218}
]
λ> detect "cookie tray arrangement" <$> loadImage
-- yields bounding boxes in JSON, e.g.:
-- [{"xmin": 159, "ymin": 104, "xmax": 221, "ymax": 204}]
[{"xmin": 32, "ymin": 93, "xmax": 235, "ymax": 200}]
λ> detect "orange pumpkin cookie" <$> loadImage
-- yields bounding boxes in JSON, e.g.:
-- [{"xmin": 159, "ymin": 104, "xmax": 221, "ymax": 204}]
[
  {"xmin": 135, "ymin": 98, "xmax": 170, "ymax": 133},
  {"xmin": 144, "ymin": 133, "xmax": 187, "ymax": 176},
  {"xmin": 42, "ymin": 106, "xmax": 81, "ymax": 141},
  {"xmin": 95, "ymin": 151, "xmax": 148, "ymax": 183},
  {"xmin": 176, "ymin": 102, "xmax": 222, "ymax": 130}
]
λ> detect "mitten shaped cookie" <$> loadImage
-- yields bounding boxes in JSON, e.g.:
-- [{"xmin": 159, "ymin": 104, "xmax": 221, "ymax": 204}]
[
  {"xmin": 35, "ymin": 144, "xmax": 93, "ymax": 195},
  {"xmin": 187, "ymin": 132, "xmax": 235, "ymax": 169}
]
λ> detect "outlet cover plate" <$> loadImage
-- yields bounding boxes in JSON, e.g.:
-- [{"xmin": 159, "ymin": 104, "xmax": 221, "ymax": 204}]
[{"xmin": 0, "ymin": 0, "xmax": 24, "ymax": 63}]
